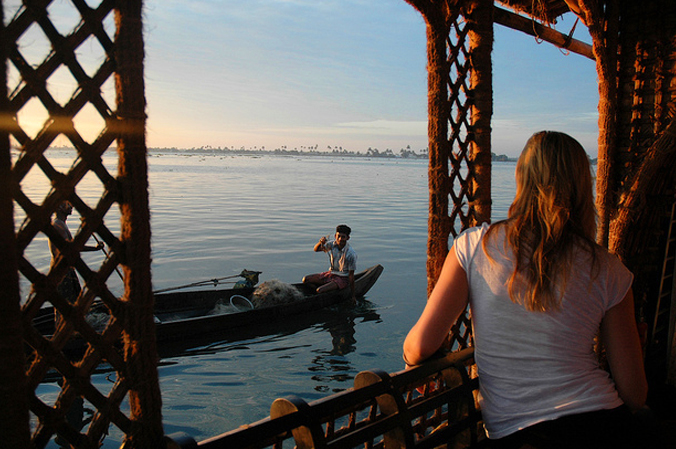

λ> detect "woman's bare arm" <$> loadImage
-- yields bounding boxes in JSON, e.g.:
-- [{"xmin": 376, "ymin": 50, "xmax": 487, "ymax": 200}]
[
  {"xmin": 600, "ymin": 288, "xmax": 648, "ymax": 411},
  {"xmin": 403, "ymin": 249, "xmax": 469, "ymax": 365}
]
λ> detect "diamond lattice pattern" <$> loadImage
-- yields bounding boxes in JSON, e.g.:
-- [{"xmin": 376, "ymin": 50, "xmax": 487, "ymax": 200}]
[
  {"xmin": 7, "ymin": 1, "xmax": 132, "ymax": 447},
  {"xmin": 447, "ymin": 12, "xmax": 474, "ymax": 351}
]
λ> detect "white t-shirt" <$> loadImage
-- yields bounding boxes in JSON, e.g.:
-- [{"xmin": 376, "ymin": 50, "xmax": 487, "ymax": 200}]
[
  {"xmin": 454, "ymin": 223, "xmax": 633, "ymax": 439},
  {"xmin": 324, "ymin": 241, "xmax": 357, "ymax": 277}
]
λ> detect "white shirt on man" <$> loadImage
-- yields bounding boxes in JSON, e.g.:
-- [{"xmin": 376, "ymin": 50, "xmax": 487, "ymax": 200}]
[{"xmin": 324, "ymin": 241, "xmax": 357, "ymax": 277}]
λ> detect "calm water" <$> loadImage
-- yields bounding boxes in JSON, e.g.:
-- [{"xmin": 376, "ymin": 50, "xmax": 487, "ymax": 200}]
[{"xmin": 20, "ymin": 152, "xmax": 516, "ymax": 446}]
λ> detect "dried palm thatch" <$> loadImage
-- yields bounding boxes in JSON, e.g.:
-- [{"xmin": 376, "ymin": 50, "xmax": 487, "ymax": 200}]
[{"xmin": 610, "ymin": 115, "xmax": 676, "ymax": 260}]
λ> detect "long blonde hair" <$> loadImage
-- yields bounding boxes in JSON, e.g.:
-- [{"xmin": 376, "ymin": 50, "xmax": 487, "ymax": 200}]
[{"xmin": 484, "ymin": 131, "xmax": 598, "ymax": 311}]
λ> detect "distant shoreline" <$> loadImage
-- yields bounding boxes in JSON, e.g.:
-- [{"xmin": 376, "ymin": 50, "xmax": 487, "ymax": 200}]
[
  {"xmin": 146, "ymin": 147, "xmax": 596, "ymax": 164},
  {"xmin": 146, "ymin": 146, "xmax": 522, "ymax": 162},
  {"xmin": 16, "ymin": 145, "xmax": 603, "ymax": 164}
]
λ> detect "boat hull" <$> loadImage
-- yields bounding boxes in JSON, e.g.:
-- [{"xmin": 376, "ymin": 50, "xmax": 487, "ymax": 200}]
[
  {"xmin": 32, "ymin": 265, "xmax": 384, "ymax": 350},
  {"xmin": 154, "ymin": 264, "xmax": 383, "ymax": 343}
]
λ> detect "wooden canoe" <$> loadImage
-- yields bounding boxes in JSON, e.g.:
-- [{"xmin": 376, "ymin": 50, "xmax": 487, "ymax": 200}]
[
  {"xmin": 33, "ymin": 264, "xmax": 383, "ymax": 349},
  {"xmin": 153, "ymin": 264, "xmax": 384, "ymax": 343}
]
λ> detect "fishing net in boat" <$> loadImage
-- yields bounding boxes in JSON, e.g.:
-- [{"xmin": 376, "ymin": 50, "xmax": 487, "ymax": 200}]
[
  {"xmin": 84, "ymin": 309, "xmax": 111, "ymax": 333},
  {"xmin": 210, "ymin": 299, "xmax": 245, "ymax": 314},
  {"xmin": 252, "ymin": 280, "xmax": 304, "ymax": 308}
]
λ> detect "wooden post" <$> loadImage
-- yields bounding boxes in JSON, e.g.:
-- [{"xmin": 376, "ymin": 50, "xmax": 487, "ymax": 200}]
[
  {"xmin": 0, "ymin": 5, "xmax": 32, "ymax": 445},
  {"xmin": 670, "ymin": 287, "xmax": 676, "ymax": 385},
  {"xmin": 467, "ymin": 0, "xmax": 493, "ymax": 228},
  {"xmin": 425, "ymin": 9, "xmax": 452, "ymax": 294},
  {"xmin": 492, "ymin": 6, "xmax": 594, "ymax": 60},
  {"xmin": 578, "ymin": 0, "xmax": 619, "ymax": 247},
  {"xmin": 405, "ymin": 1, "xmax": 453, "ymax": 294},
  {"xmin": 114, "ymin": 1, "xmax": 165, "ymax": 447}
]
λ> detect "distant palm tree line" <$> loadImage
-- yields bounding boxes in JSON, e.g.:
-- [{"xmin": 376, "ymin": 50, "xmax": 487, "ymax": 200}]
[
  {"xmin": 149, "ymin": 145, "xmax": 524, "ymax": 162},
  {"xmin": 31, "ymin": 144, "xmax": 539, "ymax": 162}
]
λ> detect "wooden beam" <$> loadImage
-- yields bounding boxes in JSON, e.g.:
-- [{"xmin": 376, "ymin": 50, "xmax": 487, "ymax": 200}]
[{"xmin": 493, "ymin": 6, "xmax": 595, "ymax": 61}]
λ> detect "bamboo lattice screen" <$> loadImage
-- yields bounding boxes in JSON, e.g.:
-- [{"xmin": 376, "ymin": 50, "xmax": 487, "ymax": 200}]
[{"xmin": 2, "ymin": 1, "xmax": 163, "ymax": 447}]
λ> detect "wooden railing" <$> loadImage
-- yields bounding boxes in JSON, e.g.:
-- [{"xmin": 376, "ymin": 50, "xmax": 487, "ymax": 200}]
[{"xmin": 165, "ymin": 347, "xmax": 485, "ymax": 449}]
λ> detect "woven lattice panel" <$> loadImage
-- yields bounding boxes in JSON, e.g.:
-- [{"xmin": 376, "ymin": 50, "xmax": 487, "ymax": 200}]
[
  {"xmin": 446, "ymin": 11, "xmax": 475, "ymax": 351},
  {"xmin": 7, "ymin": 1, "xmax": 132, "ymax": 447},
  {"xmin": 447, "ymin": 13, "xmax": 473, "ymax": 240}
]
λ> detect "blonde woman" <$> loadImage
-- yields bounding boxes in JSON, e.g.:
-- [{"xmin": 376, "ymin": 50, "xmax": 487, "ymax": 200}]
[{"xmin": 404, "ymin": 132, "xmax": 649, "ymax": 448}]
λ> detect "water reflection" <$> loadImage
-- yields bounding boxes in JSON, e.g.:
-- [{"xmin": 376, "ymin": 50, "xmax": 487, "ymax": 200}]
[
  {"xmin": 308, "ymin": 301, "xmax": 381, "ymax": 392},
  {"xmin": 328, "ymin": 315, "xmax": 357, "ymax": 355},
  {"xmin": 156, "ymin": 300, "xmax": 382, "ymax": 397},
  {"xmin": 158, "ymin": 299, "xmax": 380, "ymax": 359}
]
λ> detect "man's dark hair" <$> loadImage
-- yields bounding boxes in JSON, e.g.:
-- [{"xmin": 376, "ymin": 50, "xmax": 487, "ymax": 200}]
[{"xmin": 336, "ymin": 224, "xmax": 351, "ymax": 236}]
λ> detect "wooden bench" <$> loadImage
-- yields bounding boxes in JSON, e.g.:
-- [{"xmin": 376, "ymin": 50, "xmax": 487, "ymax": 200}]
[{"xmin": 166, "ymin": 347, "xmax": 485, "ymax": 449}]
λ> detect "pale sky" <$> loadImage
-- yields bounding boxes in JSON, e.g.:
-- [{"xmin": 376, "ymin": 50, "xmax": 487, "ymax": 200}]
[{"xmin": 9, "ymin": 0, "xmax": 600, "ymax": 158}]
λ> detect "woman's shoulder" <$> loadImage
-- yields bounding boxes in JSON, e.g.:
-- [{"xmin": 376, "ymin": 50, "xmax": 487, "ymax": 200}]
[
  {"xmin": 457, "ymin": 222, "xmax": 505, "ymax": 245},
  {"xmin": 454, "ymin": 222, "xmax": 493, "ymax": 252},
  {"xmin": 457, "ymin": 222, "xmax": 491, "ymax": 238},
  {"xmin": 574, "ymin": 241, "xmax": 633, "ymax": 291},
  {"xmin": 592, "ymin": 244, "xmax": 631, "ymax": 273},
  {"xmin": 454, "ymin": 223, "xmax": 501, "ymax": 271}
]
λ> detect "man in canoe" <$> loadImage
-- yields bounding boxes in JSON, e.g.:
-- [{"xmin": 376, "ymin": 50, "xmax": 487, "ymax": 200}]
[
  {"xmin": 49, "ymin": 201, "xmax": 104, "ymax": 306},
  {"xmin": 303, "ymin": 224, "xmax": 357, "ymax": 303},
  {"xmin": 49, "ymin": 201, "xmax": 103, "ymax": 445}
]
